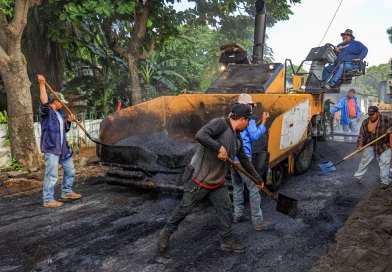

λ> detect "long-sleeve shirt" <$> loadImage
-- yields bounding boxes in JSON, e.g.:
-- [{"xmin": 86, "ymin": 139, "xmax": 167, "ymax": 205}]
[
  {"xmin": 336, "ymin": 40, "xmax": 368, "ymax": 63},
  {"xmin": 234, "ymin": 119, "xmax": 266, "ymax": 161},
  {"xmin": 357, "ymin": 114, "xmax": 392, "ymax": 158},
  {"xmin": 191, "ymin": 117, "xmax": 262, "ymax": 187},
  {"xmin": 39, "ymin": 101, "xmax": 71, "ymax": 160},
  {"xmin": 330, "ymin": 96, "xmax": 360, "ymax": 125}
]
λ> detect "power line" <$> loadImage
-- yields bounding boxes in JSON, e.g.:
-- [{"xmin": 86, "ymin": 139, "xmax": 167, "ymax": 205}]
[{"xmin": 318, "ymin": 0, "xmax": 344, "ymax": 46}]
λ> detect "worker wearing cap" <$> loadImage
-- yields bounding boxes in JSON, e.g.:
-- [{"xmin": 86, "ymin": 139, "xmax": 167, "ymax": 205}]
[
  {"xmin": 231, "ymin": 93, "xmax": 275, "ymax": 231},
  {"xmin": 157, "ymin": 104, "xmax": 264, "ymax": 253},
  {"xmin": 353, "ymin": 106, "xmax": 392, "ymax": 189},
  {"xmin": 38, "ymin": 75, "xmax": 82, "ymax": 208},
  {"xmin": 322, "ymin": 29, "xmax": 368, "ymax": 89}
]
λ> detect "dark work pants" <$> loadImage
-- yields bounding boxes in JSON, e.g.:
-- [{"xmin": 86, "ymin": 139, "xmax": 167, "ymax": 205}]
[{"xmin": 164, "ymin": 179, "xmax": 233, "ymax": 239}]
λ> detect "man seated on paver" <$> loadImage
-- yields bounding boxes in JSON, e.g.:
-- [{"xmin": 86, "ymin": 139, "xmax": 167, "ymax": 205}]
[
  {"xmin": 353, "ymin": 106, "xmax": 392, "ymax": 189},
  {"xmin": 38, "ymin": 75, "xmax": 82, "ymax": 207},
  {"xmin": 322, "ymin": 29, "xmax": 368, "ymax": 89},
  {"xmin": 231, "ymin": 93, "xmax": 275, "ymax": 230},
  {"xmin": 157, "ymin": 104, "xmax": 265, "ymax": 253}
]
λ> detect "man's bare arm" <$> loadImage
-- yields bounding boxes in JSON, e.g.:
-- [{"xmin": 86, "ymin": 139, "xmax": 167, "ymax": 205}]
[{"xmin": 38, "ymin": 75, "xmax": 48, "ymax": 104}]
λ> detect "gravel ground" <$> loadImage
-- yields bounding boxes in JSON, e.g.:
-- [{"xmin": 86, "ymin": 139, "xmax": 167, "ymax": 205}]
[{"xmin": 0, "ymin": 140, "xmax": 383, "ymax": 272}]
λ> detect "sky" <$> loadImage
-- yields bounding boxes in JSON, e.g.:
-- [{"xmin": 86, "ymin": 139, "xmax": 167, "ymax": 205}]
[{"xmin": 174, "ymin": 0, "xmax": 392, "ymax": 67}]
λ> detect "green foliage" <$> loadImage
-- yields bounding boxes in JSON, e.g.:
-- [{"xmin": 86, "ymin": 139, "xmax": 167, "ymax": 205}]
[
  {"xmin": 23, "ymin": 0, "xmax": 302, "ymax": 106},
  {"xmin": 0, "ymin": 0, "xmax": 14, "ymax": 16},
  {"xmin": 285, "ymin": 64, "xmax": 307, "ymax": 78},
  {"xmin": 51, "ymin": 0, "xmax": 135, "ymax": 21},
  {"xmin": 387, "ymin": 26, "xmax": 392, "ymax": 44},
  {"xmin": 0, "ymin": 110, "xmax": 7, "ymax": 124},
  {"xmin": 139, "ymin": 47, "xmax": 195, "ymax": 100},
  {"xmin": 0, "ymin": 110, "xmax": 10, "ymax": 147},
  {"xmin": 355, "ymin": 63, "xmax": 388, "ymax": 94},
  {"xmin": 1, "ymin": 157, "xmax": 22, "ymax": 171},
  {"xmin": 63, "ymin": 21, "xmax": 129, "ymax": 113}
]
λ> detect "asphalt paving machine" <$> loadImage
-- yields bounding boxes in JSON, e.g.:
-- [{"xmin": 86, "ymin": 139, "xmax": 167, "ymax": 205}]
[{"xmin": 97, "ymin": 0, "xmax": 359, "ymax": 192}]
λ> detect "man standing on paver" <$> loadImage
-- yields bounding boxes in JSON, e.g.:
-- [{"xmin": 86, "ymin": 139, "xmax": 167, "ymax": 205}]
[
  {"xmin": 157, "ymin": 104, "xmax": 265, "ymax": 253},
  {"xmin": 330, "ymin": 89, "xmax": 361, "ymax": 133},
  {"xmin": 231, "ymin": 94, "xmax": 275, "ymax": 230},
  {"xmin": 38, "ymin": 75, "xmax": 82, "ymax": 207},
  {"xmin": 353, "ymin": 106, "xmax": 392, "ymax": 189}
]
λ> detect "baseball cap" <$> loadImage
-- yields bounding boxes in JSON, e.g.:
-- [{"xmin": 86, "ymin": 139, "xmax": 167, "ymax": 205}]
[
  {"xmin": 51, "ymin": 92, "xmax": 68, "ymax": 104},
  {"xmin": 230, "ymin": 104, "xmax": 258, "ymax": 120},
  {"xmin": 367, "ymin": 106, "xmax": 378, "ymax": 115}
]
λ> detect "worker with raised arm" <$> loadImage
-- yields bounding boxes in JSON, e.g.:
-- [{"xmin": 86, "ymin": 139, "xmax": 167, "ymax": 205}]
[
  {"xmin": 231, "ymin": 93, "xmax": 275, "ymax": 231},
  {"xmin": 38, "ymin": 75, "xmax": 82, "ymax": 208}
]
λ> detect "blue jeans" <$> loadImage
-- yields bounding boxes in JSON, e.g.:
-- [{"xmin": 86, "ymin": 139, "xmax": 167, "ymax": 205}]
[
  {"xmin": 43, "ymin": 153, "xmax": 75, "ymax": 204},
  {"xmin": 231, "ymin": 168, "xmax": 263, "ymax": 224},
  {"xmin": 322, "ymin": 62, "xmax": 359, "ymax": 86},
  {"xmin": 354, "ymin": 146, "xmax": 391, "ymax": 185},
  {"xmin": 342, "ymin": 118, "xmax": 359, "ymax": 133}
]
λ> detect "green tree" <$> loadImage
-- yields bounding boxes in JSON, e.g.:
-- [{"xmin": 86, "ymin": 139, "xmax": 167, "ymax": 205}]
[
  {"xmin": 355, "ymin": 63, "xmax": 388, "ymax": 94},
  {"xmin": 56, "ymin": 0, "xmax": 301, "ymax": 105},
  {"xmin": 387, "ymin": 26, "xmax": 392, "ymax": 44},
  {"xmin": 285, "ymin": 64, "xmax": 308, "ymax": 78},
  {"xmin": 139, "ymin": 49, "xmax": 195, "ymax": 100},
  {"xmin": 0, "ymin": 0, "xmax": 41, "ymax": 170},
  {"xmin": 62, "ymin": 21, "xmax": 130, "ymax": 114}
]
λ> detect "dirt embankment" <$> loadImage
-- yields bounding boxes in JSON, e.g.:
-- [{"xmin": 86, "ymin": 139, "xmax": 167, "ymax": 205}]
[{"xmin": 311, "ymin": 185, "xmax": 392, "ymax": 272}]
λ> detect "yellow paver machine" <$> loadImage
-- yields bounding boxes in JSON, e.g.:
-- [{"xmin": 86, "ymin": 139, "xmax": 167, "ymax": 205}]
[{"xmin": 97, "ymin": 0, "xmax": 342, "ymax": 192}]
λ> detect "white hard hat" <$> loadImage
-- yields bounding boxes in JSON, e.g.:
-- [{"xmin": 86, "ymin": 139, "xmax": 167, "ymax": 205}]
[{"xmin": 237, "ymin": 93, "xmax": 255, "ymax": 105}]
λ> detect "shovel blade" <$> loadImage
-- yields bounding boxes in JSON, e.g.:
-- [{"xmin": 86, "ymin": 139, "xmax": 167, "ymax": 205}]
[
  {"xmin": 91, "ymin": 137, "xmax": 109, "ymax": 146},
  {"xmin": 276, "ymin": 193, "xmax": 298, "ymax": 218},
  {"xmin": 318, "ymin": 161, "xmax": 336, "ymax": 173}
]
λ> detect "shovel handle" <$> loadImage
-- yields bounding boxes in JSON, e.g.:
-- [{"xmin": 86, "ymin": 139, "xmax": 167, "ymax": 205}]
[
  {"xmin": 44, "ymin": 82, "xmax": 92, "ymax": 138},
  {"xmin": 342, "ymin": 133, "xmax": 388, "ymax": 161},
  {"xmin": 226, "ymin": 158, "xmax": 278, "ymax": 201}
]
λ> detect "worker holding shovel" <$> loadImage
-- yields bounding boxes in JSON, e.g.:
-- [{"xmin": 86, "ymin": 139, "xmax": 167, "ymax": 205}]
[
  {"xmin": 353, "ymin": 106, "xmax": 392, "ymax": 189},
  {"xmin": 38, "ymin": 75, "xmax": 82, "ymax": 207}
]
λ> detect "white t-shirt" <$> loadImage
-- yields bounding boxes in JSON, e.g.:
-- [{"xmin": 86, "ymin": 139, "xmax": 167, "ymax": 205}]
[{"xmin": 54, "ymin": 111, "xmax": 64, "ymax": 148}]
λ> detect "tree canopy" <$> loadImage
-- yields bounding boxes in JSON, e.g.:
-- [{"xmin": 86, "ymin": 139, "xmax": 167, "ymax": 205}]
[{"xmin": 355, "ymin": 63, "xmax": 388, "ymax": 94}]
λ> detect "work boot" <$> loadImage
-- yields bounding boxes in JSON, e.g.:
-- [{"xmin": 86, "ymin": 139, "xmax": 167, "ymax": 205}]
[
  {"xmin": 61, "ymin": 192, "xmax": 82, "ymax": 199},
  {"xmin": 381, "ymin": 183, "xmax": 390, "ymax": 190},
  {"xmin": 352, "ymin": 178, "xmax": 361, "ymax": 183},
  {"xmin": 219, "ymin": 234, "xmax": 247, "ymax": 253},
  {"xmin": 233, "ymin": 215, "xmax": 249, "ymax": 223},
  {"xmin": 43, "ymin": 200, "xmax": 64, "ymax": 208},
  {"xmin": 157, "ymin": 230, "xmax": 170, "ymax": 252},
  {"xmin": 253, "ymin": 221, "xmax": 276, "ymax": 231}
]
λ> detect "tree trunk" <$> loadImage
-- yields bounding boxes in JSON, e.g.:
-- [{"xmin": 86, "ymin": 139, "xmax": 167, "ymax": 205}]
[
  {"xmin": 2, "ymin": 61, "xmax": 41, "ymax": 170},
  {"xmin": 127, "ymin": 55, "xmax": 142, "ymax": 105}
]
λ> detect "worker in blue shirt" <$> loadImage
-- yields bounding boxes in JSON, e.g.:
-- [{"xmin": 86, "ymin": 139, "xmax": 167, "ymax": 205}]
[
  {"xmin": 322, "ymin": 29, "xmax": 368, "ymax": 89},
  {"xmin": 38, "ymin": 75, "xmax": 82, "ymax": 208},
  {"xmin": 231, "ymin": 93, "xmax": 275, "ymax": 231}
]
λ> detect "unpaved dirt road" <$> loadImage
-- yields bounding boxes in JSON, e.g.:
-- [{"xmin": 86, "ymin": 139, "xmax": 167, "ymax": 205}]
[{"xmin": 0, "ymin": 140, "xmax": 383, "ymax": 272}]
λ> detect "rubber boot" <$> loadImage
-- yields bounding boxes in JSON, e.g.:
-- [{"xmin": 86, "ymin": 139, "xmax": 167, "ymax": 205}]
[
  {"xmin": 157, "ymin": 230, "xmax": 171, "ymax": 252},
  {"xmin": 219, "ymin": 234, "xmax": 247, "ymax": 253}
]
